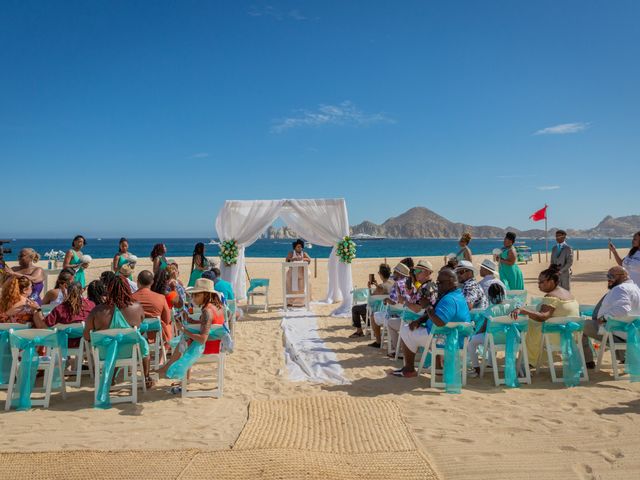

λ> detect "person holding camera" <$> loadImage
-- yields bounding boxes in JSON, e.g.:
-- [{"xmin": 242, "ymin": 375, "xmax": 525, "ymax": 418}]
[{"xmin": 349, "ymin": 263, "xmax": 393, "ymax": 338}]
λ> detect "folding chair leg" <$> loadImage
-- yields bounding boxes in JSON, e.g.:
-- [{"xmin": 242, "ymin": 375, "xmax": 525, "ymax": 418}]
[
  {"xmin": 480, "ymin": 335, "xmax": 490, "ymax": 378},
  {"xmin": 490, "ymin": 335, "xmax": 500, "ymax": 386},
  {"xmin": 577, "ymin": 333, "xmax": 589, "ymax": 382},
  {"xmin": 520, "ymin": 332, "xmax": 532, "ymax": 384},
  {"xmin": 545, "ymin": 335, "xmax": 557, "ymax": 382},
  {"xmin": 5, "ymin": 353, "xmax": 18, "ymax": 411},
  {"xmin": 607, "ymin": 334, "xmax": 619, "ymax": 380}
]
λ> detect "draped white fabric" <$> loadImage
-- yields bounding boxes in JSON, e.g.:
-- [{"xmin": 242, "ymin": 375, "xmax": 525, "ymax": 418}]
[
  {"xmin": 214, "ymin": 198, "xmax": 353, "ymax": 316},
  {"xmin": 279, "ymin": 199, "xmax": 353, "ymax": 315},
  {"xmin": 215, "ymin": 200, "xmax": 285, "ymax": 300}
]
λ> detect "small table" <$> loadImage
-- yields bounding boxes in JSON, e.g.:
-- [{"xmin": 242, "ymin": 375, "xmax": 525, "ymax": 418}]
[{"xmin": 282, "ymin": 261, "xmax": 309, "ymax": 312}]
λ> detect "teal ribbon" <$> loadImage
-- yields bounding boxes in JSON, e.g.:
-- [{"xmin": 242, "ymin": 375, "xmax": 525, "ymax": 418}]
[
  {"xmin": 139, "ymin": 318, "xmax": 162, "ymax": 334},
  {"xmin": 54, "ymin": 324, "xmax": 85, "ymax": 364},
  {"xmin": 401, "ymin": 308, "xmax": 423, "ymax": 322},
  {"xmin": 367, "ymin": 298, "xmax": 386, "ymax": 314},
  {"xmin": 351, "ymin": 288, "xmax": 370, "ymax": 304},
  {"xmin": 90, "ymin": 329, "xmax": 148, "ymax": 409},
  {"xmin": 432, "ymin": 324, "xmax": 474, "ymax": 394},
  {"xmin": 542, "ymin": 321, "xmax": 584, "ymax": 387},
  {"xmin": 505, "ymin": 294, "xmax": 527, "ymax": 308},
  {"xmin": 247, "ymin": 278, "xmax": 269, "ymax": 295},
  {"xmin": 8, "ymin": 332, "xmax": 61, "ymax": 411},
  {"xmin": 606, "ymin": 318, "xmax": 640, "ymax": 382},
  {"xmin": 0, "ymin": 326, "xmax": 30, "ymax": 384},
  {"xmin": 486, "ymin": 319, "xmax": 529, "ymax": 388},
  {"xmin": 166, "ymin": 325, "xmax": 228, "ymax": 380}
]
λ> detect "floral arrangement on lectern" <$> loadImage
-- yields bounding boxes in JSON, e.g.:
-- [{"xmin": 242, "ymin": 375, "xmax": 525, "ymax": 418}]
[
  {"xmin": 336, "ymin": 236, "xmax": 357, "ymax": 264},
  {"xmin": 219, "ymin": 239, "xmax": 239, "ymax": 266}
]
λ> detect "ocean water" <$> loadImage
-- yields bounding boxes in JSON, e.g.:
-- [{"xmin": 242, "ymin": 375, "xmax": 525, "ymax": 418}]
[{"xmin": 0, "ymin": 237, "xmax": 625, "ymax": 262}]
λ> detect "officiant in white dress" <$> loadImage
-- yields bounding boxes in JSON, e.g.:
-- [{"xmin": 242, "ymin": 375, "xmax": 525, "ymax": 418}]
[{"xmin": 285, "ymin": 239, "xmax": 312, "ymax": 307}]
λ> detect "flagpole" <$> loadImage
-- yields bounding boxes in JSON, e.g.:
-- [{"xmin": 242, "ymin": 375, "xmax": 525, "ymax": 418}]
[{"xmin": 545, "ymin": 204, "xmax": 548, "ymax": 261}]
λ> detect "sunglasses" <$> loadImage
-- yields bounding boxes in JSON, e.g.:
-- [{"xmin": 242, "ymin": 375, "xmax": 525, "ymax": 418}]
[{"xmin": 606, "ymin": 273, "xmax": 623, "ymax": 280}]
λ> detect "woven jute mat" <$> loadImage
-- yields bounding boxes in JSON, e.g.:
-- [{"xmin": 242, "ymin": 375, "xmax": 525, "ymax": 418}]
[{"xmin": 1, "ymin": 396, "xmax": 438, "ymax": 479}]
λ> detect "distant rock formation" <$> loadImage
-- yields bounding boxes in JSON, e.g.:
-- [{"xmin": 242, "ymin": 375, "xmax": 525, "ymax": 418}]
[{"xmin": 349, "ymin": 207, "xmax": 640, "ymax": 239}]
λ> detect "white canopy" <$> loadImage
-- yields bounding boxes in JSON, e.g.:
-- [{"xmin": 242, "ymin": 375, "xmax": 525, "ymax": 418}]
[{"xmin": 214, "ymin": 198, "xmax": 354, "ymax": 316}]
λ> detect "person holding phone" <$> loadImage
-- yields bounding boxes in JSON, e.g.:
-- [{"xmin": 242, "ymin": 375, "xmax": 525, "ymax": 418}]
[
  {"xmin": 609, "ymin": 232, "xmax": 640, "ymax": 286},
  {"xmin": 349, "ymin": 263, "xmax": 393, "ymax": 338}
]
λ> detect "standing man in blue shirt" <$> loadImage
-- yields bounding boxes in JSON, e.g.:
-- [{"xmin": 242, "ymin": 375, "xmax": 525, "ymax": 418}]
[{"xmin": 393, "ymin": 269, "xmax": 470, "ymax": 378}]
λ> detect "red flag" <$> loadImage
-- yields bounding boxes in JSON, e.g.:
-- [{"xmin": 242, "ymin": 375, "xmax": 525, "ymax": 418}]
[{"xmin": 530, "ymin": 205, "xmax": 547, "ymax": 222}]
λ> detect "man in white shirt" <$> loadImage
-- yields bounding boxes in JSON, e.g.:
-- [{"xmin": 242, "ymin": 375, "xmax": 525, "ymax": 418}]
[
  {"xmin": 478, "ymin": 259, "xmax": 506, "ymax": 297},
  {"xmin": 582, "ymin": 266, "xmax": 640, "ymax": 368}
]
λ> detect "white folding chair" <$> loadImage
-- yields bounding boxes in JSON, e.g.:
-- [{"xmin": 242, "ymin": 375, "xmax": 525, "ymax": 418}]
[
  {"xmin": 422, "ymin": 322, "xmax": 473, "ymax": 389},
  {"xmin": 52, "ymin": 322, "xmax": 93, "ymax": 388},
  {"xmin": 5, "ymin": 329, "xmax": 67, "ymax": 410},
  {"xmin": 366, "ymin": 295, "xmax": 389, "ymax": 339},
  {"xmin": 247, "ymin": 279, "xmax": 269, "ymax": 312},
  {"xmin": 0, "ymin": 323, "xmax": 30, "ymax": 390},
  {"xmin": 480, "ymin": 315, "xmax": 531, "ymax": 386},
  {"xmin": 595, "ymin": 315, "xmax": 637, "ymax": 380},
  {"xmin": 182, "ymin": 351, "xmax": 225, "ymax": 399},
  {"xmin": 141, "ymin": 317, "xmax": 166, "ymax": 371},
  {"xmin": 91, "ymin": 328, "xmax": 146, "ymax": 406},
  {"xmin": 536, "ymin": 316, "xmax": 589, "ymax": 384}
]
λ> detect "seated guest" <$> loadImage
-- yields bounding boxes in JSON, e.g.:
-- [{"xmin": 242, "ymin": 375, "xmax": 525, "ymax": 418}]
[
  {"xmin": 511, "ymin": 266, "xmax": 579, "ymax": 366},
  {"xmin": 34, "ymin": 282, "xmax": 94, "ymax": 340},
  {"xmin": 2, "ymin": 248, "xmax": 45, "ymax": 304},
  {"xmin": 203, "ymin": 267, "xmax": 234, "ymax": 301},
  {"xmin": 100, "ymin": 271, "xmax": 117, "ymax": 290},
  {"xmin": 384, "ymin": 260, "xmax": 439, "ymax": 356},
  {"xmin": 581, "ymin": 266, "xmax": 640, "ymax": 368},
  {"xmin": 467, "ymin": 283, "xmax": 508, "ymax": 377},
  {"xmin": 0, "ymin": 277, "xmax": 39, "ymax": 324},
  {"xmin": 370, "ymin": 262, "xmax": 412, "ymax": 348},
  {"xmin": 132, "ymin": 270, "xmax": 172, "ymax": 345},
  {"xmin": 478, "ymin": 259, "xmax": 506, "ymax": 297},
  {"xmin": 83, "ymin": 275, "xmax": 153, "ymax": 388},
  {"xmin": 42, "ymin": 269, "xmax": 75, "ymax": 306},
  {"xmin": 87, "ymin": 279, "xmax": 107, "ymax": 305},
  {"xmin": 455, "ymin": 260, "xmax": 489, "ymax": 310},
  {"xmin": 393, "ymin": 269, "xmax": 471, "ymax": 377},
  {"xmin": 349, "ymin": 263, "xmax": 393, "ymax": 338},
  {"xmin": 157, "ymin": 278, "xmax": 225, "ymax": 377}
]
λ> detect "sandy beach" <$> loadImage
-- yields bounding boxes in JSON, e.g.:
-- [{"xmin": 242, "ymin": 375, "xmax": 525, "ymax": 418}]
[{"xmin": 1, "ymin": 248, "xmax": 639, "ymax": 479}]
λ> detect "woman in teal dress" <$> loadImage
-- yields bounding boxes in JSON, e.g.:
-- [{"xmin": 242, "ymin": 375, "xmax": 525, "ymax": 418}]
[
  {"xmin": 188, "ymin": 242, "xmax": 209, "ymax": 287},
  {"xmin": 113, "ymin": 237, "xmax": 136, "ymax": 280},
  {"xmin": 150, "ymin": 243, "xmax": 168, "ymax": 277},
  {"xmin": 63, "ymin": 235, "xmax": 88, "ymax": 288},
  {"xmin": 497, "ymin": 232, "xmax": 524, "ymax": 290}
]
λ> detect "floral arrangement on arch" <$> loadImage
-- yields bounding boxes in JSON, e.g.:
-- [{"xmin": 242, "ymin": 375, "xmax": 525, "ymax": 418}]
[
  {"xmin": 336, "ymin": 236, "xmax": 357, "ymax": 264},
  {"xmin": 219, "ymin": 239, "xmax": 239, "ymax": 266}
]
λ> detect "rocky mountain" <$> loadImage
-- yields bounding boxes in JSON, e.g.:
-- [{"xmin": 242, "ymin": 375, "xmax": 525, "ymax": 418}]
[{"xmin": 349, "ymin": 207, "xmax": 640, "ymax": 239}]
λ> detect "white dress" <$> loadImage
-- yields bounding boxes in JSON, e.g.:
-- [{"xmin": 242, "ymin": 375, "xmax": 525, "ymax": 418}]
[{"xmin": 623, "ymin": 251, "xmax": 640, "ymax": 286}]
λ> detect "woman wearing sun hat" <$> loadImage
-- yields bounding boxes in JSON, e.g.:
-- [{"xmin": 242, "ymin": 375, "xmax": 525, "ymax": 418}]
[{"xmin": 158, "ymin": 278, "xmax": 225, "ymax": 377}]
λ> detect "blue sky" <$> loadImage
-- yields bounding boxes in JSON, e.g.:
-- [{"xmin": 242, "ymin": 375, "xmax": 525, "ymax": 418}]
[{"xmin": 1, "ymin": 1, "xmax": 639, "ymax": 237}]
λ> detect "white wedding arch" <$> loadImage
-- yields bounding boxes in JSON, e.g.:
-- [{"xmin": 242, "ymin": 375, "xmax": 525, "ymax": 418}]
[{"xmin": 214, "ymin": 198, "xmax": 354, "ymax": 316}]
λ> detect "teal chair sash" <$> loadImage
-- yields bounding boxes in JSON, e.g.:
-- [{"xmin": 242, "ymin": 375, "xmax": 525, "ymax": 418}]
[
  {"xmin": 8, "ymin": 331, "xmax": 60, "ymax": 411},
  {"xmin": 247, "ymin": 278, "xmax": 269, "ymax": 295},
  {"xmin": 53, "ymin": 324, "xmax": 85, "ymax": 363},
  {"xmin": 139, "ymin": 318, "xmax": 162, "ymax": 334},
  {"xmin": 90, "ymin": 329, "xmax": 148, "ymax": 409},
  {"xmin": 541, "ymin": 321, "xmax": 584, "ymax": 387},
  {"xmin": 401, "ymin": 308, "xmax": 423, "ymax": 322},
  {"xmin": 351, "ymin": 288, "xmax": 370, "ymax": 304},
  {"xmin": 486, "ymin": 319, "xmax": 529, "ymax": 388},
  {"xmin": 432, "ymin": 323, "xmax": 474, "ymax": 394},
  {"xmin": 606, "ymin": 318, "xmax": 640, "ymax": 382},
  {"xmin": 166, "ymin": 325, "xmax": 228, "ymax": 380},
  {"xmin": 0, "ymin": 325, "xmax": 30, "ymax": 384}
]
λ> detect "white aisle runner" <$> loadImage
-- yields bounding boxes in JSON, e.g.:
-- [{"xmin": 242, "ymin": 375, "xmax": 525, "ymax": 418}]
[{"xmin": 281, "ymin": 309, "xmax": 350, "ymax": 385}]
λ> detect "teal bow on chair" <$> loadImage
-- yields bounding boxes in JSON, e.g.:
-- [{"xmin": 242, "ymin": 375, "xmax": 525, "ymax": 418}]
[
  {"xmin": 139, "ymin": 318, "xmax": 162, "ymax": 334},
  {"xmin": 486, "ymin": 319, "xmax": 528, "ymax": 388},
  {"xmin": 247, "ymin": 278, "xmax": 269, "ymax": 295},
  {"xmin": 541, "ymin": 321, "xmax": 584, "ymax": 387},
  {"xmin": 432, "ymin": 323, "xmax": 474, "ymax": 394},
  {"xmin": 90, "ymin": 329, "xmax": 147, "ymax": 409},
  {"xmin": 0, "ymin": 325, "xmax": 30, "ymax": 385},
  {"xmin": 166, "ymin": 325, "xmax": 229, "ymax": 380},
  {"xmin": 54, "ymin": 324, "xmax": 85, "ymax": 365},
  {"xmin": 8, "ymin": 331, "xmax": 61, "ymax": 411},
  {"xmin": 606, "ymin": 318, "xmax": 640, "ymax": 382}
]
